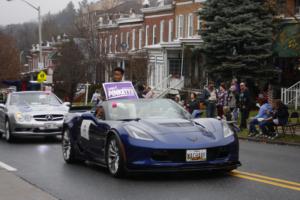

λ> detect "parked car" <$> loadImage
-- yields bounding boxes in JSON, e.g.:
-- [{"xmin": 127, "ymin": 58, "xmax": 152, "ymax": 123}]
[
  {"xmin": 62, "ymin": 98, "xmax": 240, "ymax": 178},
  {"xmin": 0, "ymin": 91, "xmax": 70, "ymax": 142}
]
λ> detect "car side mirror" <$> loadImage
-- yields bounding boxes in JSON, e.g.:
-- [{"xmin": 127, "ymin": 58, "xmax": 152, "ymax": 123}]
[{"xmin": 63, "ymin": 102, "xmax": 71, "ymax": 107}]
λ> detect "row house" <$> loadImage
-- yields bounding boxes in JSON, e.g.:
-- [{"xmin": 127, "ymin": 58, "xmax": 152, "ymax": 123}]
[
  {"xmin": 143, "ymin": 0, "xmax": 204, "ymax": 90},
  {"xmin": 98, "ymin": 11, "xmax": 145, "ymax": 82},
  {"xmin": 273, "ymin": 0, "xmax": 300, "ymax": 87},
  {"xmin": 98, "ymin": 0, "xmax": 206, "ymax": 92}
]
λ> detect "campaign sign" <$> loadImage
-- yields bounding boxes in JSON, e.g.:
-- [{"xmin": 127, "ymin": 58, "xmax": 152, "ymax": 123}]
[{"xmin": 103, "ymin": 81, "xmax": 138, "ymax": 100}]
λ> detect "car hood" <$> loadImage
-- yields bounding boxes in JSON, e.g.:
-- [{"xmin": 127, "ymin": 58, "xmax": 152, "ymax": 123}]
[
  {"xmin": 121, "ymin": 118, "xmax": 226, "ymax": 144},
  {"xmin": 11, "ymin": 104, "xmax": 69, "ymax": 114}
]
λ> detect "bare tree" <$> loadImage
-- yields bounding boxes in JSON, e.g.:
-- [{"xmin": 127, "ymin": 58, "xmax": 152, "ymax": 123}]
[
  {"xmin": 0, "ymin": 32, "xmax": 20, "ymax": 85},
  {"xmin": 75, "ymin": 0, "xmax": 102, "ymax": 84},
  {"xmin": 53, "ymin": 39, "xmax": 87, "ymax": 104}
]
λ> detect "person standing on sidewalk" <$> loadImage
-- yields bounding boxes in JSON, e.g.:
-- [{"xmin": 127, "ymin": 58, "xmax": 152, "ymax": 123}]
[
  {"xmin": 217, "ymin": 83, "xmax": 227, "ymax": 118},
  {"xmin": 226, "ymin": 85, "xmax": 239, "ymax": 121},
  {"xmin": 239, "ymin": 82, "xmax": 251, "ymax": 129},
  {"xmin": 91, "ymin": 89, "xmax": 102, "ymax": 107},
  {"xmin": 204, "ymin": 82, "xmax": 217, "ymax": 118}
]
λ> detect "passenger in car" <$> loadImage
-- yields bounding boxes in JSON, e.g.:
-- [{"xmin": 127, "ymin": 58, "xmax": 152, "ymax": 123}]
[{"xmin": 95, "ymin": 105, "xmax": 105, "ymax": 120}]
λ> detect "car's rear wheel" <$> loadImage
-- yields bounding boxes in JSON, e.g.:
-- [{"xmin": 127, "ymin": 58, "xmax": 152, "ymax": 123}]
[
  {"xmin": 4, "ymin": 121, "xmax": 14, "ymax": 143},
  {"xmin": 62, "ymin": 129, "xmax": 82, "ymax": 164},
  {"xmin": 106, "ymin": 134, "xmax": 126, "ymax": 178}
]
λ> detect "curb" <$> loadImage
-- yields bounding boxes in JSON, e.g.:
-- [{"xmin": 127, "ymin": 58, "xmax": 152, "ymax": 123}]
[{"xmin": 238, "ymin": 136, "xmax": 300, "ymax": 147}]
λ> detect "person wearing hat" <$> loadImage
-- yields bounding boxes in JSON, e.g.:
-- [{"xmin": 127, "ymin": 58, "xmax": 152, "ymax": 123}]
[{"xmin": 248, "ymin": 96, "xmax": 272, "ymax": 137}]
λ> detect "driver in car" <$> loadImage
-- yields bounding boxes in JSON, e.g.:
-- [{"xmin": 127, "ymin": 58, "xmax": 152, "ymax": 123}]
[{"xmin": 95, "ymin": 105, "xmax": 105, "ymax": 120}]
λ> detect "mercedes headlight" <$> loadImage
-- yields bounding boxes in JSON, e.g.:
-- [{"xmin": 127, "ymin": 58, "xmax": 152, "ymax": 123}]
[
  {"xmin": 222, "ymin": 121, "xmax": 234, "ymax": 138},
  {"xmin": 124, "ymin": 125, "xmax": 154, "ymax": 141},
  {"xmin": 15, "ymin": 112, "xmax": 31, "ymax": 122}
]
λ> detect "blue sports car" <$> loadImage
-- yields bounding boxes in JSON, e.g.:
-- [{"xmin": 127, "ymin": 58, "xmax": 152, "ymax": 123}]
[{"xmin": 62, "ymin": 99, "xmax": 241, "ymax": 177}]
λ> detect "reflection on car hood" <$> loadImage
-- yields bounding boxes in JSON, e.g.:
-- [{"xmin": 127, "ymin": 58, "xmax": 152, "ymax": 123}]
[
  {"xmin": 126, "ymin": 118, "xmax": 221, "ymax": 135},
  {"xmin": 120, "ymin": 118, "xmax": 225, "ymax": 145},
  {"xmin": 13, "ymin": 104, "xmax": 69, "ymax": 113}
]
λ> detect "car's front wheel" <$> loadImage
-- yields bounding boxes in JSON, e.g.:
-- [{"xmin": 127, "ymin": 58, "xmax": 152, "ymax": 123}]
[
  {"xmin": 4, "ymin": 121, "xmax": 14, "ymax": 143},
  {"xmin": 62, "ymin": 129, "xmax": 82, "ymax": 164},
  {"xmin": 106, "ymin": 134, "xmax": 126, "ymax": 178}
]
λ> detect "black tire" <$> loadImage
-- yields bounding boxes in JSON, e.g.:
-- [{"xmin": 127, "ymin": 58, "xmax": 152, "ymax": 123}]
[
  {"xmin": 106, "ymin": 134, "xmax": 126, "ymax": 178},
  {"xmin": 4, "ymin": 120, "xmax": 14, "ymax": 143},
  {"xmin": 62, "ymin": 129, "xmax": 82, "ymax": 164}
]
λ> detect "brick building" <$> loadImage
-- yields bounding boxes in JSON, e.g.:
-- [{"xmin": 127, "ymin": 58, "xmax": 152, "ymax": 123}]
[{"xmin": 97, "ymin": 0, "xmax": 206, "ymax": 95}]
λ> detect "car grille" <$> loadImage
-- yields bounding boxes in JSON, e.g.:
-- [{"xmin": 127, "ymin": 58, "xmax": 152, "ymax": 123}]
[
  {"xmin": 33, "ymin": 114, "xmax": 64, "ymax": 121},
  {"xmin": 151, "ymin": 146, "xmax": 230, "ymax": 162}
]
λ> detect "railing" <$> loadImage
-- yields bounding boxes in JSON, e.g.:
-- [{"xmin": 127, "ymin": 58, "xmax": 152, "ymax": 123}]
[
  {"xmin": 155, "ymin": 76, "xmax": 185, "ymax": 99},
  {"xmin": 281, "ymin": 81, "xmax": 300, "ymax": 110},
  {"xmin": 152, "ymin": 74, "xmax": 172, "ymax": 91}
]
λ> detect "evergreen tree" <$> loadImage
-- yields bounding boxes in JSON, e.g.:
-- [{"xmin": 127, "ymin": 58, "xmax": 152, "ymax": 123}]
[{"xmin": 200, "ymin": 0, "xmax": 277, "ymax": 84}]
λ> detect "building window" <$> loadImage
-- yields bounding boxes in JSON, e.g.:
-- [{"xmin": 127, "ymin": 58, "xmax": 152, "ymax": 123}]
[
  {"xmin": 145, "ymin": 25, "xmax": 149, "ymax": 46},
  {"xmin": 168, "ymin": 19, "xmax": 173, "ymax": 42},
  {"xmin": 109, "ymin": 35, "xmax": 112, "ymax": 53},
  {"xmin": 126, "ymin": 32, "xmax": 130, "ymax": 50},
  {"xmin": 178, "ymin": 15, "xmax": 184, "ymax": 38},
  {"xmin": 132, "ymin": 29, "xmax": 136, "ymax": 50},
  {"xmin": 104, "ymin": 38, "xmax": 107, "ymax": 54},
  {"xmin": 114, "ymin": 35, "xmax": 118, "ymax": 53},
  {"xmin": 99, "ymin": 38, "xmax": 102, "ymax": 54},
  {"xmin": 153, "ymin": 25, "xmax": 157, "ymax": 45},
  {"xmin": 188, "ymin": 14, "xmax": 194, "ymax": 37},
  {"xmin": 160, "ymin": 20, "xmax": 164, "ymax": 43},
  {"xmin": 296, "ymin": 0, "xmax": 300, "ymax": 15},
  {"xmin": 139, "ymin": 29, "xmax": 143, "ymax": 49},
  {"xmin": 169, "ymin": 59, "xmax": 181, "ymax": 77},
  {"xmin": 120, "ymin": 32, "xmax": 123, "ymax": 51},
  {"xmin": 197, "ymin": 15, "xmax": 203, "ymax": 33}
]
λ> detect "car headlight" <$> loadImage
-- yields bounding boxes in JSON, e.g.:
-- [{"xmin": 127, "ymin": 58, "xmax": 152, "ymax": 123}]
[
  {"xmin": 222, "ymin": 121, "xmax": 234, "ymax": 138},
  {"xmin": 15, "ymin": 112, "xmax": 24, "ymax": 122},
  {"xmin": 124, "ymin": 125, "xmax": 154, "ymax": 141},
  {"xmin": 15, "ymin": 112, "xmax": 31, "ymax": 122}
]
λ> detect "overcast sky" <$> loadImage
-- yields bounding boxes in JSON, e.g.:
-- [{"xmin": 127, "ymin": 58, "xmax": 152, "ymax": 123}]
[{"xmin": 0, "ymin": 0, "xmax": 95, "ymax": 26}]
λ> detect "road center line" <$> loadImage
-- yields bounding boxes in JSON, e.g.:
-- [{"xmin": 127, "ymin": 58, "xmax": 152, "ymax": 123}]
[
  {"xmin": 0, "ymin": 161, "xmax": 17, "ymax": 172},
  {"xmin": 233, "ymin": 170, "xmax": 300, "ymax": 187},
  {"xmin": 230, "ymin": 171, "xmax": 300, "ymax": 192}
]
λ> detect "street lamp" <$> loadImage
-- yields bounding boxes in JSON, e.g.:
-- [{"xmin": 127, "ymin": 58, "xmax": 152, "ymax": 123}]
[{"xmin": 7, "ymin": 0, "xmax": 43, "ymax": 70}]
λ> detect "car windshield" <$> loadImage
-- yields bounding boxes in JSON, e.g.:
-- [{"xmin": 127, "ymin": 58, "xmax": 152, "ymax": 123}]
[
  {"xmin": 105, "ymin": 99, "xmax": 191, "ymax": 120},
  {"xmin": 10, "ymin": 92, "xmax": 61, "ymax": 106}
]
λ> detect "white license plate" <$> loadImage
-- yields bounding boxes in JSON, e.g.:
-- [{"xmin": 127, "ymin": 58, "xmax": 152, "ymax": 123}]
[
  {"xmin": 44, "ymin": 123, "xmax": 57, "ymax": 129},
  {"xmin": 186, "ymin": 149, "xmax": 207, "ymax": 162}
]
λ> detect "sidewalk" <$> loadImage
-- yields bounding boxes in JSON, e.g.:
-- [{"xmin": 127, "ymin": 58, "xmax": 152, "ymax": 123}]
[
  {"xmin": 239, "ymin": 126, "xmax": 300, "ymax": 147},
  {"xmin": 0, "ymin": 168, "xmax": 57, "ymax": 200}
]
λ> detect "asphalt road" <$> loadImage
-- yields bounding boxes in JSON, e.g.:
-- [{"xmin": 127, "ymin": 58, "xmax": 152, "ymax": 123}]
[{"xmin": 0, "ymin": 137, "xmax": 299, "ymax": 200}]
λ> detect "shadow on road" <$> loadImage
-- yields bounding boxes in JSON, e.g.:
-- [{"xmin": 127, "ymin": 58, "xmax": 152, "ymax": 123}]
[
  {"xmin": 83, "ymin": 162, "xmax": 231, "ymax": 182},
  {"xmin": 0, "ymin": 135, "xmax": 61, "ymax": 145}
]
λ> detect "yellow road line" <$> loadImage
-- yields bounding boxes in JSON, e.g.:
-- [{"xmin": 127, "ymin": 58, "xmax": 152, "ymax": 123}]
[
  {"xmin": 232, "ymin": 170, "xmax": 300, "ymax": 187},
  {"xmin": 230, "ymin": 173, "xmax": 300, "ymax": 192}
]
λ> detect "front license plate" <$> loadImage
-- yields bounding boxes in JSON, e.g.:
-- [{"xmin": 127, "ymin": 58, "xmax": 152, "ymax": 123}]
[
  {"xmin": 186, "ymin": 149, "xmax": 207, "ymax": 162},
  {"xmin": 44, "ymin": 123, "xmax": 57, "ymax": 129}
]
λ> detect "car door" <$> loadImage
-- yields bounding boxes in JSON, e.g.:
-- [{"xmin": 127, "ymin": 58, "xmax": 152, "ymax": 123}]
[{"xmin": 88, "ymin": 117, "xmax": 110, "ymax": 162}]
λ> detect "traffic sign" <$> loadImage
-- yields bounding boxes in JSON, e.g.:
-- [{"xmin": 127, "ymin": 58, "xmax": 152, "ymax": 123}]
[{"xmin": 37, "ymin": 71, "xmax": 47, "ymax": 83}]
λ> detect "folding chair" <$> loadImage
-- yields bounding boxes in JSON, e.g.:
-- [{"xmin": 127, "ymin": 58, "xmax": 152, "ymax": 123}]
[{"xmin": 284, "ymin": 112, "xmax": 299, "ymax": 136}]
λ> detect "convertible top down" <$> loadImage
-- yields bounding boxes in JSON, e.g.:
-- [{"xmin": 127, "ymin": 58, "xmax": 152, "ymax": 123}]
[{"xmin": 62, "ymin": 99, "xmax": 240, "ymax": 177}]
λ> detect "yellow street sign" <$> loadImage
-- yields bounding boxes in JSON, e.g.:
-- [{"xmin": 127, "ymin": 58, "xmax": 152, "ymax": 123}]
[{"xmin": 37, "ymin": 71, "xmax": 47, "ymax": 83}]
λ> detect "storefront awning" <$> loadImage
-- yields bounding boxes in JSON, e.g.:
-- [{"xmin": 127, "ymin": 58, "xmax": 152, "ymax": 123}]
[{"xmin": 273, "ymin": 23, "xmax": 300, "ymax": 58}]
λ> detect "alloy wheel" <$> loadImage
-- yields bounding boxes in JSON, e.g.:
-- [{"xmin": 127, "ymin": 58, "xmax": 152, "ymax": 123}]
[
  {"xmin": 62, "ymin": 130, "xmax": 71, "ymax": 161},
  {"xmin": 108, "ymin": 138, "xmax": 120, "ymax": 175}
]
